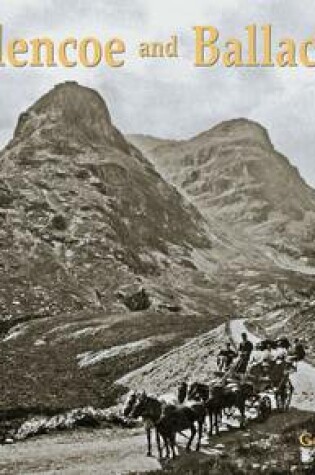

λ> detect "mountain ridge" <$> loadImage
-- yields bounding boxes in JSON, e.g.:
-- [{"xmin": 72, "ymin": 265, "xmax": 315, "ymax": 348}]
[{"xmin": 129, "ymin": 120, "xmax": 315, "ymax": 245}]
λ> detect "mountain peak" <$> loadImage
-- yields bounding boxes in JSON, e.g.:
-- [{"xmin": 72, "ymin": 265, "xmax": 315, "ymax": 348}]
[
  {"xmin": 193, "ymin": 118, "xmax": 273, "ymax": 151},
  {"xmin": 31, "ymin": 81, "xmax": 111, "ymax": 123},
  {"xmin": 13, "ymin": 81, "xmax": 129, "ymax": 152},
  {"xmin": 132, "ymin": 118, "xmax": 315, "ymax": 231}
]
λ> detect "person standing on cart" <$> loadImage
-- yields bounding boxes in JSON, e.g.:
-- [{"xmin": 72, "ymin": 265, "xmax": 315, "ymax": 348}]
[{"xmin": 236, "ymin": 332, "xmax": 254, "ymax": 374}]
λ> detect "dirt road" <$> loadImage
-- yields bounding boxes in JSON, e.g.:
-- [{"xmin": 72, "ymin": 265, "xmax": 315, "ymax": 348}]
[{"xmin": 0, "ymin": 427, "xmax": 161, "ymax": 475}]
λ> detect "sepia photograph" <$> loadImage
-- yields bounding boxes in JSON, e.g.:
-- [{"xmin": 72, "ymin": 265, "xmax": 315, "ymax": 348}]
[{"xmin": 0, "ymin": 1, "xmax": 315, "ymax": 474}]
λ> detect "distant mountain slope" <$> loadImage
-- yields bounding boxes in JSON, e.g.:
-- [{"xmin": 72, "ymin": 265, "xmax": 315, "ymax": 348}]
[
  {"xmin": 127, "ymin": 134, "xmax": 179, "ymax": 157},
  {"xmin": 129, "ymin": 120, "xmax": 315, "ymax": 266}
]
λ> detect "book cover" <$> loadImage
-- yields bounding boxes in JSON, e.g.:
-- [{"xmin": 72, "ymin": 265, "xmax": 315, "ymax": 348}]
[{"xmin": 1, "ymin": 1, "xmax": 314, "ymax": 474}]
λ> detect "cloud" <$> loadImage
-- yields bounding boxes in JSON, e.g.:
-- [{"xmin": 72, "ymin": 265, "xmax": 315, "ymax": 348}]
[{"xmin": 0, "ymin": 0, "xmax": 315, "ymax": 185}]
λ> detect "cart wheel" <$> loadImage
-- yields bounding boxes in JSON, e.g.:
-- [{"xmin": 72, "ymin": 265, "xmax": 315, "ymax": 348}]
[{"xmin": 257, "ymin": 396, "xmax": 272, "ymax": 422}]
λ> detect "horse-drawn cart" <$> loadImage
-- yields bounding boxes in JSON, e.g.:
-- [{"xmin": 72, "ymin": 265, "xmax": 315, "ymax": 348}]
[
  {"xmin": 241, "ymin": 359, "xmax": 295, "ymax": 421},
  {"xmin": 202, "ymin": 357, "xmax": 295, "ymax": 428},
  {"xmin": 123, "ymin": 357, "xmax": 296, "ymax": 458}
]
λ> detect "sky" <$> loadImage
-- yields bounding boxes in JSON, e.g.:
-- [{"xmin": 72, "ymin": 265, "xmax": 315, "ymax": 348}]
[{"xmin": 1, "ymin": 0, "xmax": 315, "ymax": 186}]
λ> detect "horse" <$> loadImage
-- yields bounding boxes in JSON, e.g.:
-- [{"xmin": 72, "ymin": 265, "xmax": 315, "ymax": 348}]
[
  {"xmin": 123, "ymin": 391, "xmax": 138, "ymax": 418},
  {"xmin": 189, "ymin": 380, "xmax": 254, "ymax": 435},
  {"xmin": 212, "ymin": 381, "xmax": 254, "ymax": 431},
  {"xmin": 188, "ymin": 382, "xmax": 222, "ymax": 436},
  {"xmin": 188, "ymin": 382, "xmax": 210, "ymax": 402},
  {"xmin": 130, "ymin": 392, "xmax": 206, "ymax": 459},
  {"xmin": 275, "ymin": 373, "xmax": 294, "ymax": 411},
  {"xmin": 269, "ymin": 361, "xmax": 294, "ymax": 411},
  {"xmin": 123, "ymin": 391, "xmax": 160, "ymax": 457}
]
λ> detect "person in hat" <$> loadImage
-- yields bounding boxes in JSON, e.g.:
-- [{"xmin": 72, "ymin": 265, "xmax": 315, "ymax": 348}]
[{"xmin": 236, "ymin": 332, "xmax": 254, "ymax": 373}]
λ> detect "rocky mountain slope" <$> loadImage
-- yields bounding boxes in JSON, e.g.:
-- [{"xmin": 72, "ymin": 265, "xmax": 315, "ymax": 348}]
[
  {"xmin": 0, "ymin": 81, "xmax": 220, "ymax": 324},
  {"xmin": 129, "ymin": 120, "xmax": 315, "ymax": 263},
  {"xmin": 0, "ymin": 82, "xmax": 228, "ymax": 413}
]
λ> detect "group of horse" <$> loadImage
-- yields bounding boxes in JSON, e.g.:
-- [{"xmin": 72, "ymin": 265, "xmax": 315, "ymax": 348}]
[{"xmin": 123, "ymin": 359, "xmax": 295, "ymax": 459}]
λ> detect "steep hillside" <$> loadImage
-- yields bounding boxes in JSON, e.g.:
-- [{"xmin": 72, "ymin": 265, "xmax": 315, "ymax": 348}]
[
  {"xmin": 0, "ymin": 82, "xmax": 218, "ymax": 324},
  {"xmin": 0, "ymin": 82, "xmax": 228, "ymax": 413}
]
